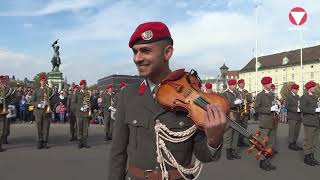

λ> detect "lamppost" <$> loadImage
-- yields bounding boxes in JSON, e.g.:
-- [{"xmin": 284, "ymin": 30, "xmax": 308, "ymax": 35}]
[
  {"xmin": 220, "ymin": 63, "xmax": 229, "ymax": 91},
  {"xmin": 283, "ymin": 56, "xmax": 289, "ymax": 82}
]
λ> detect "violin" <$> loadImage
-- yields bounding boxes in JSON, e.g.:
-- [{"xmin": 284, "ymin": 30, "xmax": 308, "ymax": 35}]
[{"xmin": 156, "ymin": 69, "xmax": 273, "ymax": 160}]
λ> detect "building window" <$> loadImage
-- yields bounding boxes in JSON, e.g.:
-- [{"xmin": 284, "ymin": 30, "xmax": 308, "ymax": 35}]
[
  {"xmin": 275, "ymin": 70, "xmax": 278, "ymax": 72},
  {"xmin": 292, "ymin": 67, "xmax": 294, "ymax": 70},
  {"xmin": 311, "ymin": 72, "xmax": 314, "ymax": 79},
  {"xmin": 292, "ymin": 74, "xmax": 294, "ymax": 80},
  {"xmin": 283, "ymin": 69, "xmax": 285, "ymax": 71}
]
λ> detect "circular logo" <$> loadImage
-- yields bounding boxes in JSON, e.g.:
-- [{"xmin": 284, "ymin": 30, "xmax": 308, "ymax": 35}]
[
  {"xmin": 141, "ymin": 30, "xmax": 153, "ymax": 41},
  {"xmin": 289, "ymin": 7, "xmax": 307, "ymax": 26}
]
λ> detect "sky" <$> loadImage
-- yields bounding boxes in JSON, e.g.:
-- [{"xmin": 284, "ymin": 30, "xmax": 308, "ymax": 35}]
[{"xmin": 0, "ymin": 0, "xmax": 319, "ymax": 85}]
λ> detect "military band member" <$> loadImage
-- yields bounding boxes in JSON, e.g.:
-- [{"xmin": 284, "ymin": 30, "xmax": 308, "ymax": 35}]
[
  {"xmin": 223, "ymin": 79, "xmax": 242, "ymax": 160},
  {"xmin": 237, "ymin": 79, "xmax": 252, "ymax": 147},
  {"xmin": 300, "ymin": 81, "xmax": 320, "ymax": 166},
  {"xmin": 270, "ymin": 83, "xmax": 280, "ymax": 152},
  {"xmin": 102, "ymin": 84, "xmax": 113, "ymax": 141},
  {"xmin": 204, "ymin": 82, "xmax": 213, "ymax": 93},
  {"xmin": 285, "ymin": 83, "xmax": 303, "ymax": 151},
  {"xmin": 31, "ymin": 73, "xmax": 53, "ymax": 149},
  {"xmin": 109, "ymin": 22, "xmax": 227, "ymax": 180},
  {"xmin": 74, "ymin": 80, "xmax": 92, "ymax": 148},
  {"xmin": 0, "ymin": 75, "xmax": 14, "ymax": 152},
  {"xmin": 67, "ymin": 84, "xmax": 78, "ymax": 141},
  {"xmin": 254, "ymin": 76, "xmax": 277, "ymax": 171},
  {"xmin": 1, "ymin": 76, "xmax": 15, "ymax": 145}
]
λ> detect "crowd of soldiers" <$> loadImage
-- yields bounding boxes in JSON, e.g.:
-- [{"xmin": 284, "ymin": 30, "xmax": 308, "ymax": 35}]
[
  {"xmin": 202, "ymin": 76, "xmax": 320, "ymax": 170},
  {"xmin": 0, "ymin": 73, "xmax": 123, "ymax": 151}
]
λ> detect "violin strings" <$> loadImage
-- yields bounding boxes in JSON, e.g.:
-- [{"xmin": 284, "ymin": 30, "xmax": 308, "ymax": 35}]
[{"xmin": 195, "ymin": 96, "xmax": 251, "ymax": 138}]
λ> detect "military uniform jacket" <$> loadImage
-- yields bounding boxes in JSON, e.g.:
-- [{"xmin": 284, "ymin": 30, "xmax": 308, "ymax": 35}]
[
  {"xmin": 300, "ymin": 93, "xmax": 320, "ymax": 127},
  {"xmin": 67, "ymin": 93, "xmax": 76, "ymax": 113},
  {"xmin": 255, "ymin": 90, "xmax": 274, "ymax": 129},
  {"xmin": 109, "ymin": 81, "xmax": 222, "ymax": 180},
  {"xmin": 223, "ymin": 89, "xmax": 241, "ymax": 112},
  {"xmin": 101, "ymin": 92, "xmax": 112, "ymax": 115},
  {"xmin": 285, "ymin": 93, "xmax": 302, "ymax": 121},
  {"xmin": 31, "ymin": 86, "xmax": 53, "ymax": 116},
  {"xmin": 73, "ymin": 89, "xmax": 92, "ymax": 118},
  {"xmin": 237, "ymin": 88, "xmax": 253, "ymax": 103}
]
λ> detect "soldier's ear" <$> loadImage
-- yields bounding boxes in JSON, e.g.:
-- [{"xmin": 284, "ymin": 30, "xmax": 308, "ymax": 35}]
[{"xmin": 163, "ymin": 45, "xmax": 173, "ymax": 63}]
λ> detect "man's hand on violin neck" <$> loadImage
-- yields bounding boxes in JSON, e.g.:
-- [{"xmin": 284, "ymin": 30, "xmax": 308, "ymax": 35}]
[{"xmin": 203, "ymin": 104, "xmax": 227, "ymax": 147}]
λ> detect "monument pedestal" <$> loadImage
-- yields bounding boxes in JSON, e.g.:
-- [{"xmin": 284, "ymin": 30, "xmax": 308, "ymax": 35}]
[{"xmin": 48, "ymin": 69, "xmax": 64, "ymax": 91}]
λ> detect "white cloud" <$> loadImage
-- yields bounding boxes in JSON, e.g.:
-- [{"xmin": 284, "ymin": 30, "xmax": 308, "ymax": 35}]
[
  {"xmin": 0, "ymin": 49, "xmax": 47, "ymax": 80},
  {"xmin": 0, "ymin": 0, "xmax": 104, "ymax": 16}
]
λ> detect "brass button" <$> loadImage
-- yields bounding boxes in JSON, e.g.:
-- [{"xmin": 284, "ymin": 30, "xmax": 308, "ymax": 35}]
[
  {"xmin": 132, "ymin": 120, "xmax": 138, "ymax": 124},
  {"xmin": 179, "ymin": 121, "xmax": 184, "ymax": 126}
]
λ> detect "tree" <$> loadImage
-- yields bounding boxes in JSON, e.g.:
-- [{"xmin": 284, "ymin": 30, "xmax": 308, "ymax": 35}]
[
  {"xmin": 33, "ymin": 72, "xmax": 47, "ymax": 88},
  {"xmin": 88, "ymin": 84, "xmax": 97, "ymax": 90},
  {"xmin": 280, "ymin": 82, "xmax": 294, "ymax": 100}
]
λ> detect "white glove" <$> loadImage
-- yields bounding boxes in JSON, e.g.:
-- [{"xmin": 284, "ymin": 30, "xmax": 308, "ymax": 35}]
[
  {"xmin": 234, "ymin": 99, "xmax": 242, "ymax": 105},
  {"xmin": 37, "ymin": 104, "xmax": 42, "ymax": 108},
  {"xmin": 271, "ymin": 105, "xmax": 278, "ymax": 112},
  {"xmin": 297, "ymin": 108, "xmax": 300, "ymax": 113},
  {"xmin": 316, "ymin": 108, "xmax": 320, "ymax": 113}
]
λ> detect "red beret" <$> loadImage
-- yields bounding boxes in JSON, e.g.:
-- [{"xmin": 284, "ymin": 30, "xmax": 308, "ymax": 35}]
[
  {"xmin": 0, "ymin": 75, "xmax": 9, "ymax": 81},
  {"xmin": 291, "ymin": 83, "xmax": 299, "ymax": 90},
  {"xmin": 227, "ymin": 79, "xmax": 237, "ymax": 85},
  {"xmin": 120, "ymin": 82, "xmax": 126, "ymax": 88},
  {"xmin": 39, "ymin": 73, "xmax": 47, "ymax": 81},
  {"xmin": 304, "ymin": 81, "xmax": 316, "ymax": 89},
  {"xmin": 129, "ymin": 22, "xmax": 172, "ymax": 48},
  {"xmin": 79, "ymin": 80, "xmax": 86, "ymax": 85},
  {"xmin": 237, "ymin": 79, "xmax": 244, "ymax": 84},
  {"xmin": 261, "ymin": 76, "xmax": 272, "ymax": 85},
  {"xmin": 106, "ymin": 84, "xmax": 113, "ymax": 90},
  {"xmin": 205, "ymin": 83, "xmax": 212, "ymax": 89}
]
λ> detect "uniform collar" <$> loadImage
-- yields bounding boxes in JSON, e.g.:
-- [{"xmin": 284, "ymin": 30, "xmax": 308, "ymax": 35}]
[
  {"xmin": 227, "ymin": 88, "xmax": 234, "ymax": 93},
  {"xmin": 238, "ymin": 88, "xmax": 243, "ymax": 92},
  {"xmin": 264, "ymin": 89, "xmax": 270, "ymax": 94}
]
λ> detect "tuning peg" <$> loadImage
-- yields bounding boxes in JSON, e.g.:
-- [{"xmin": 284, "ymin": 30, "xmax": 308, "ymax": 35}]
[
  {"xmin": 255, "ymin": 151, "xmax": 262, "ymax": 160},
  {"xmin": 246, "ymin": 146, "xmax": 255, "ymax": 154}
]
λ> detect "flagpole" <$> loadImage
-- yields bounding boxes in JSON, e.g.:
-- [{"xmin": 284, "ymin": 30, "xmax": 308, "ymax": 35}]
[
  {"xmin": 300, "ymin": 29, "xmax": 303, "ymax": 93},
  {"xmin": 255, "ymin": 3, "xmax": 261, "ymax": 97}
]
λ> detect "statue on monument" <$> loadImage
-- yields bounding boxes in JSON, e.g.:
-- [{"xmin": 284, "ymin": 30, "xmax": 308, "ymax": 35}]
[{"xmin": 51, "ymin": 39, "xmax": 61, "ymax": 71}]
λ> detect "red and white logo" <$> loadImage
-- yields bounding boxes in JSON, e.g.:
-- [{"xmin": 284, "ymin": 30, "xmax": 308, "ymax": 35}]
[{"xmin": 289, "ymin": 7, "xmax": 307, "ymax": 26}]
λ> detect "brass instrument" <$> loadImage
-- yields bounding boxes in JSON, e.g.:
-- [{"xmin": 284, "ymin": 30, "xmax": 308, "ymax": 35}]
[
  {"xmin": 0, "ymin": 84, "xmax": 8, "ymax": 115},
  {"xmin": 272, "ymin": 94, "xmax": 281, "ymax": 128},
  {"xmin": 81, "ymin": 89, "xmax": 92, "ymax": 117},
  {"xmin": 43, "ymin": 87, "xmax": 52, "ymax": 113},
  {"xmin": 238, "ymin": 90, "xmax": 251, "ymax": 119}
]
